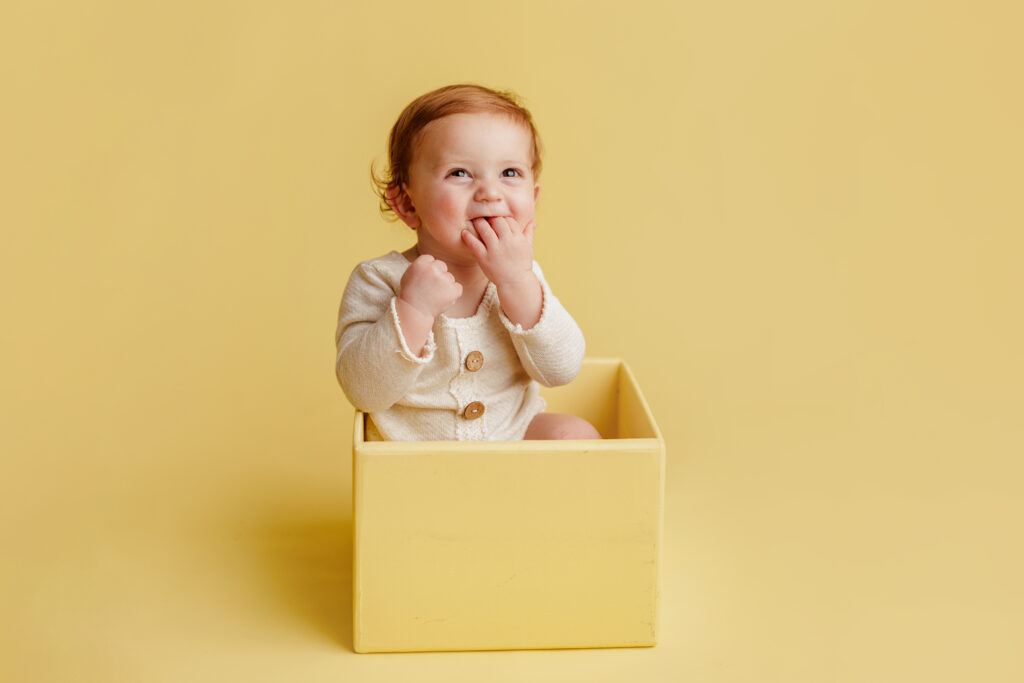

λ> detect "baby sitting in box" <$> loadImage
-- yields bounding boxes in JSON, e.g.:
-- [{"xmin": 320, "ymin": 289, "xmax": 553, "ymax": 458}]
[{"xmin": 335, "ymin": 84, "xmax": 600, "ymax": 442}]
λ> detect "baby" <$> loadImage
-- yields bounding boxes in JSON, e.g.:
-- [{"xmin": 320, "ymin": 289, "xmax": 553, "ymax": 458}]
[{"xmin": 335, "ymin": 84, "xmax": 600, "ymax": 441}]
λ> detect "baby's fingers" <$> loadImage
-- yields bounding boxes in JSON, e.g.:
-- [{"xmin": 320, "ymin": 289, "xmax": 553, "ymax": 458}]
[
  {"xmin": 472, "ymin": 217, "xmax": 499, "ymax": 248},
  {"xmin": 487, "ymin": 215, "xmax": 514, "ymax": 237},
  {"xmin": 461, "ymin": 228, "xmax": 487, "ymax": 260},
  {"xmin": 523, "ymin": 220, "xmax": 536, "ymax": 244}
]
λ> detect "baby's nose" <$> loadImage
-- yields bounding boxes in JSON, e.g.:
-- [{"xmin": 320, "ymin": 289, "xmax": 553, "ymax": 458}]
[{"xmin": 474, "ymin": 180, "xmax": 502, "ymax": 202}]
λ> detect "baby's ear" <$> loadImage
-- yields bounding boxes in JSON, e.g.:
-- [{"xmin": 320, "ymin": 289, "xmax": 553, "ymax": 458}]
[
  {"xmin": 387, "ymin": 184, "xmax": 421, "ymax": 229},
  {"xmin": 533, "ymin": 183, "xmax": 541, "ymax": 203}
]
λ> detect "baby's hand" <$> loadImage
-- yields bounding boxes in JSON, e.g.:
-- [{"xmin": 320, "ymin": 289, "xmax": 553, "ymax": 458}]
[
  {"xmin": 398, "ymin": 254, "xmax": 463, "ymax": 319},
  {"xmin": 462, "ymin": 216, "xmax": 536, "ymax": 290}
]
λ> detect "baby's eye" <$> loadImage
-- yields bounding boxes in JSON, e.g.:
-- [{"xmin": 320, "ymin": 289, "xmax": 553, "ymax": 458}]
[
  {"xmin": 448, "ymin": 169, "xmax": 469, "ymax": 178},
  {"xmin": 501, "ymin": 168, "xmax": 521, "ymax": 178}
]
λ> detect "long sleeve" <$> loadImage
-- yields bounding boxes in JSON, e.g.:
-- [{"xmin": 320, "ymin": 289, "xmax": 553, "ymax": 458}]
[
  {"xmin": 497, "ymin": 261, "xmax": 585, "ymax": 388},
  {"xmin": 335, "ymin": 260, "xmax": 436, "ymax": 412}
]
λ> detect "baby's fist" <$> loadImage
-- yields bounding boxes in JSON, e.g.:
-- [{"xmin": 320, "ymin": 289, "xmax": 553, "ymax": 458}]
[{"xmin": 398, "ymin": 254, "xmax": 462, "ymax": 319}]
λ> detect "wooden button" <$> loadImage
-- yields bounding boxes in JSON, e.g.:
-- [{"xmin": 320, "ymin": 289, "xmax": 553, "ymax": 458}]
[
  {"xmin": 465, "ymin": 350, "xmax": 484, "ymax": 372},
  {"xmin": 463, "ymin": 401, "xmax": 485, "ymax": 420}
]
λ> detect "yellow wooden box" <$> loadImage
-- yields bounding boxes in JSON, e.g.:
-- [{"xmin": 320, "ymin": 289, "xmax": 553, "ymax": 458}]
[{"xmin": 351, "ymin": 358, "xmax": 664, "ymax": 653}]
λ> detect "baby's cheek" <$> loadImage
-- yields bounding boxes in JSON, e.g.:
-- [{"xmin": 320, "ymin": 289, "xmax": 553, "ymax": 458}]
[
  {"xmin": 438, "ymin": 195, "xmax": 464, "ymax": 221},
  {"xmin": 512, "ymin": 199, "xmax": 536, "ymax": 224}
]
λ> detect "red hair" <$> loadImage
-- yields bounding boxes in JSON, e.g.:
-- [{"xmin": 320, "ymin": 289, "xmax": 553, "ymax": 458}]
[{"xmin": 373, "ymin": 84, "xmax": 542, "ymax": 220}]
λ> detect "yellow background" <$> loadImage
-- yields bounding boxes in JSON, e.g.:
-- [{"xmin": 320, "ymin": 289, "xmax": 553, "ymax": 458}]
[{"xmin": 2, "ymin": 0, "xmax": 1022, "ymax": 680}]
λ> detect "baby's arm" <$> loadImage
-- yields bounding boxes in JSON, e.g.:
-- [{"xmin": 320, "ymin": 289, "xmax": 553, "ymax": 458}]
[
  {"xmin": 462, "ymin": 216, "xmax": 542, "ymax": 329},
  {"xmin": 501, "ymin": 261, "xmax": 585, "ymax": 388},
  {"xmin": 462, "ymin": 217, "xmax": 583, "ymax": 387},
  {"xmin": 335, "ymin": 261, "xmax": 448, "ymax": 412},
  {"xmin": 394, "ymin": 254, "xmax": 462, "ymax": 356}
]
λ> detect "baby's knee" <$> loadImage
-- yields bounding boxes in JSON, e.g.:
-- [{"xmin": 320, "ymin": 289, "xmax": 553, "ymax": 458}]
[
  {"xmin": 528, "ymin": 413, "xmax": 601, "ymax": 440},
  {"xmin": 558, "ymin": 415, "xmax": 601, "ymax": 440}
]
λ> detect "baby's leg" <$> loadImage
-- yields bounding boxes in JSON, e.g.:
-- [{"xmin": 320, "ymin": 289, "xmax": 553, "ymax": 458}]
[{"xmin": 524, "ymin": 413, "xmax": 602, "ymax": 440}]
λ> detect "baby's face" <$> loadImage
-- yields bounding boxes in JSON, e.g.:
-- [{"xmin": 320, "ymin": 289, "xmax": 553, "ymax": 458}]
[{"xmin": 401, "ymin": 112, "xmax": 539, "ymax": 265}]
